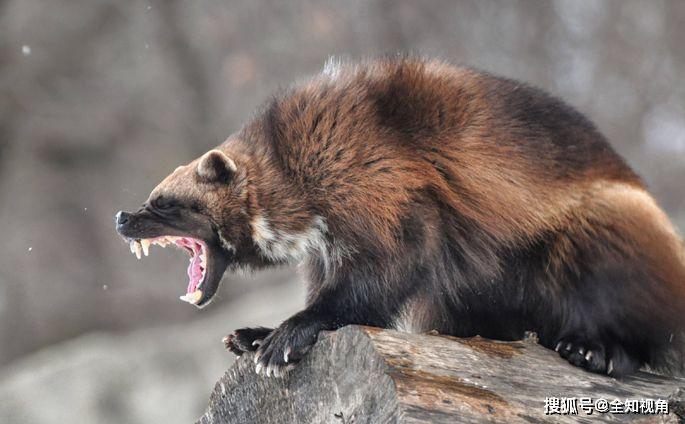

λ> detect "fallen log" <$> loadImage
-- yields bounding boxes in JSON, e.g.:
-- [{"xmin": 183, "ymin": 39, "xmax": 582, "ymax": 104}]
[{"xmin": 198, "ymin": 325, "xmax": 685, "ymax": 423}]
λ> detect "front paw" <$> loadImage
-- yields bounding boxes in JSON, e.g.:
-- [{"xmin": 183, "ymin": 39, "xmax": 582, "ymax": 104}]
[
  {"xmin": 223, "ymin": 327, "xmax": 273, "ymax": 356},
  {"xmin": 254, "ymin": 314, "xmax": 324, "ymax": 378}
]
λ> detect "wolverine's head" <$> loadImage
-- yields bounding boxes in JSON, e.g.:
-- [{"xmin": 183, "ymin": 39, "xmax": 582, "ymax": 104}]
[{"xmin": 115, "ymin": 148, "xmax": 254, "ymax": 308}]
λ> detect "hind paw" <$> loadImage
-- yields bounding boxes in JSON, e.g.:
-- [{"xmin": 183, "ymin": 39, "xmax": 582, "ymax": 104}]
[
  {"xmin": 554, "ymin": 337, "xmax": 642, "ymax": 376},
  {"xmin": 555, "ymin": 337, "xmax": 609, "ymax": 375}
]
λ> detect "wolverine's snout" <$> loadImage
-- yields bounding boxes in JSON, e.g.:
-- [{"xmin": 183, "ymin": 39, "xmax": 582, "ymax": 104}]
[
  {"xmin": 115, "ymin": 210, "xmax": 139, "ymax": 237},
  {"xmin": 114, "ymin": 209, "xmax": 156, "ymax": 240}
]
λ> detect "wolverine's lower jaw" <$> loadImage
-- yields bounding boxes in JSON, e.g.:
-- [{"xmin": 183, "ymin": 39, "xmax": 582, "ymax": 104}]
[{"xmin": 126, "ymin": 235, "xmax": 230, "ymax": 308}]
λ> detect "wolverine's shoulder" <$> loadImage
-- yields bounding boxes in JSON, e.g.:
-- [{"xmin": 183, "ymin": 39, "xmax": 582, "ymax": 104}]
[{"xmin": 251, "ymin": 57, "xmax": 480, "ymax": 147}]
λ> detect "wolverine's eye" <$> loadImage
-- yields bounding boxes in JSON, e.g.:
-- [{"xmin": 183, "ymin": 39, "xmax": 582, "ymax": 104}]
[{"xmin": 152, "ymin": 195, "xmax": 179, "ymax": 211}]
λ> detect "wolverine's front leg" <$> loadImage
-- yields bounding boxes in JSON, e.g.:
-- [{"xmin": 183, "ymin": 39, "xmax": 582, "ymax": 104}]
[
  {"xmin": 253, "ymin": 308, "xmax": 334, "ymax": 377},
  {"xmin": 253, "ymin": 272, "xmax": 416, "ymax": 377}
]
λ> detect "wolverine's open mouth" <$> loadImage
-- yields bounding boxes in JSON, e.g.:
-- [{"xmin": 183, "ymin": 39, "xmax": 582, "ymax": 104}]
[
  {"xmin": 127, "ymin": 236, "xmax": 218, "ymax": 306},
  {"xmin": 115, "ymin": 209, "xmax": 232, "ymax": 308}
]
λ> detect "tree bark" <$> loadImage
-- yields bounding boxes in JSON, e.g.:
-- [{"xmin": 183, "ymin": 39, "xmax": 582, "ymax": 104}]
[{"xmin": 198, "ymin": 326, "xmax": 685, "ymax": 423}]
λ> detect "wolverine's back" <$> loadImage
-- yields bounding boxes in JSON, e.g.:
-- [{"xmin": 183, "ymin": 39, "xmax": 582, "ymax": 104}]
[{"xmin": 250, "ymin": 58, "xmax": 642, "ymax": 245}]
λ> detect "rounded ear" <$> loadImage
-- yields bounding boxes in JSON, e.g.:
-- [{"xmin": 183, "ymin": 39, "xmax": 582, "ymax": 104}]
[{"xmin": 197, "ymin": 149, "xmax": 237, "ymax": 182}]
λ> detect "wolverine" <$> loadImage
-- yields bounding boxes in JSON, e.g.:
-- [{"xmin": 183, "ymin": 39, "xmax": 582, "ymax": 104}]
[{"xmin": 115, "ymin": 57, "xmax": 685, "ymax": 378}]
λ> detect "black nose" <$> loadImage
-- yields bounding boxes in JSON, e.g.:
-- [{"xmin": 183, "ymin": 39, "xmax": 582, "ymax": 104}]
[{"xmin": 115, "ymin": 211, "xmax": 130, "ymax": 226}]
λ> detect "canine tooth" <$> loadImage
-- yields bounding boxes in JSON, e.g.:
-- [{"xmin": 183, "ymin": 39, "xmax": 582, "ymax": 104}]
[
  {"xmin": 192, "ymin": 290, "xmax": 202, "ymax": 303},
  {"xmin": 141, "ymin": 239, "xmax": 150, "ymax": 256},
  {"xmin": 129, "ymin": 241, "xmax": 136, "ymax": 254},
  {"xmin": 179, "ymin": 290, "xmax": 203, "ymax": 305},
  {"xmin": 134, "ymin": 241, "xmax": 142, "ymax": 259}
]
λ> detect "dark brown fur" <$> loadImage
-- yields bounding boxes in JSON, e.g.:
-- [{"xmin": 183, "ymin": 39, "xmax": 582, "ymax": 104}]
[{"xmin": 119, "ymin": 58, "xmax": 685, "ymax": 377}]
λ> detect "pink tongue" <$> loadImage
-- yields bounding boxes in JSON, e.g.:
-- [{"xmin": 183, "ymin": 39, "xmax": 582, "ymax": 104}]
[
  {"xmin": 178, "ymin": 238, "xmax": 203, "ymax": 294},
  {"xmin": 187, "ymin": 256, "xmax": 202, "ymax": 292},
  {"xmin": 186, "ymin": 261, "xmax": 196, "ymax": 293}
]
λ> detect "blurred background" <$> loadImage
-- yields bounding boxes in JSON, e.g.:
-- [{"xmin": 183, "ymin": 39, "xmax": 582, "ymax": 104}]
[{"xmin": 1, "ymin": 0, "xmax": 684, "ymax": 422}]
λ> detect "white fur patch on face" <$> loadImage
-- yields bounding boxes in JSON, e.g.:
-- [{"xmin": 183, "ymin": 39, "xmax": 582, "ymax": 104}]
[{"xmin": 251, "ymin": 215, "xmax": 337, "ymax": 269}]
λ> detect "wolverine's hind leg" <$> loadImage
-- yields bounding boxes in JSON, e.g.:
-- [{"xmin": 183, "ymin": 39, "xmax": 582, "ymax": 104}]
[
  {"xmin": 540, "ymin": 182, "xmax": 685, "ymax": 376},
  {"xmin": 544, "ymin": 260, "xmax": 653, "ymax": 377}
]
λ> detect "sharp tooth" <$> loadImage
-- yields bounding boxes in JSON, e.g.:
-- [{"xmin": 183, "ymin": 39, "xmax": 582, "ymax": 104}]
[
  {"xmin": 129, "ymin": 241, "xmax": 136, "ymax": 254},
  {"xmin": 134, "ymin": 241, "xmax": 142, "ymax": 259},
  {"xmin": 190, "ymin": 290, "xmax": 202, "ymax": 303},
  {"xmin": 199, "ymin": 254, "xmax": 206, "ymax": 263},
  {"xmin": 179, "ymin": 290, "xmax": 203, "ymax": 305},
  {"xmin": 141, "ymin": 239, "xmax": 150, "ymax": 256}
]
